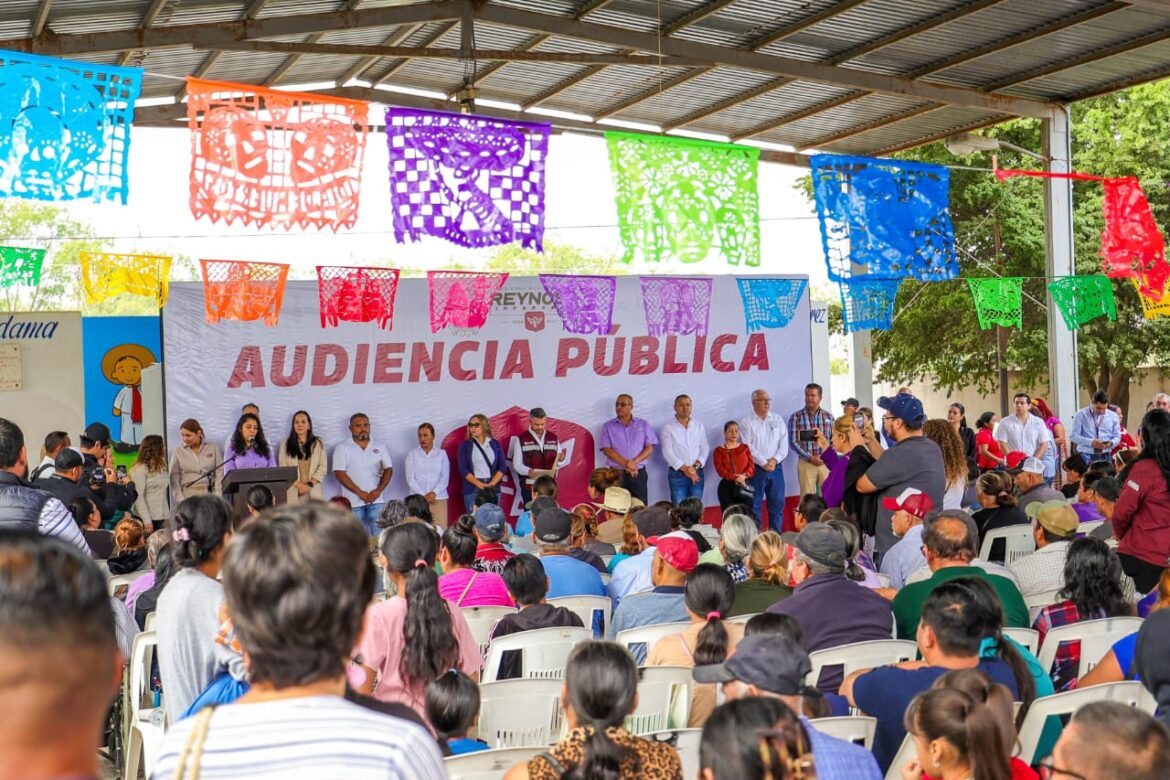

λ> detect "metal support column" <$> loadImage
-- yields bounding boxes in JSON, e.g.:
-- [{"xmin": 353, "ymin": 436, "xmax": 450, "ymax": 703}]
[
  {"xmin": 1042, "ymin": 106, "xmax": 1079, "ymax": 423},
  {"xmin": 851, "ymin": 329, "xmax": 874, "ymax": 408}
]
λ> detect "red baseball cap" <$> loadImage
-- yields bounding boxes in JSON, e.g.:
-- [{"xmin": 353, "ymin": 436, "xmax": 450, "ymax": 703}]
[
  {"xmin": 647, "ymin": 531, "xmax": 699, "ymax": 574},
  {"xmin": 1005, "ymin": 451, "xmax": 1028, "ymax": 471},
  {"xmin": 881, "ymin": 487, "xmax": 935, "ymax": 519}
]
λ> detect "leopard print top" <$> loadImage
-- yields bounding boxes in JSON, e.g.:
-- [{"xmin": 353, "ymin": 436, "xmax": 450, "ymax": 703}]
[{"xmin": 527, "ymin": 726, "xmax": 682, "ymax": 780}]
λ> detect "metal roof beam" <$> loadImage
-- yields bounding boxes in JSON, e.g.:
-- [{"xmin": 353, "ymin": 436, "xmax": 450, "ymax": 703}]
[
  {"xmin": 30, "ymin": 0, "xmax": 53, "ymax": 36},
  {"xmin": 373, "ymin": 21, "xmax": 458, "ymax": 85},
  {"xmin": 264, "ymin": 0, "xmax": 365, "ymax": 86},
  {"xmin": 0, "ymin": 0, "xmax": 469, "ymax": 56},
  {"xmin": 472, "ymin": 4, "xmax": 1057, "ymax": 119},
  {"xmin": 335, "ymin": 23, "xmax": 422, "ymax": 84},
  {"xmin": 796, "ymin": 103, "xmax": 947, "ymax": 151},
  {"xmin": 981, "ymin": 25, "xmax": 1170, "ymax": 91}
]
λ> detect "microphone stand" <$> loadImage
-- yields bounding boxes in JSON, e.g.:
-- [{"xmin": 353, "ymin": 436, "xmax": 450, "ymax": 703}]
[{"xmin": 184, "ymin": 439, "xmax": 253, "ymax": 492}]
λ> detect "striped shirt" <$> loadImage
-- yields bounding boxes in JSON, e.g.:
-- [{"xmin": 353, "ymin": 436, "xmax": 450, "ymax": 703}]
[
  {"xmin": 787, "ymin": 407, "xmax": 834, "ymax": 459},
  {"xmin": 40, "ymin": 495, "xmax": 90, "ymax": 554},
  {"xmin": 150, "ymin": 696, "xmax": 446, "ymax": 779}
]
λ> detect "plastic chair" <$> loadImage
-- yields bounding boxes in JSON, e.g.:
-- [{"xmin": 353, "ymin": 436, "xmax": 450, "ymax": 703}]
[
  {"xmin": 461, "ymin": 605, "xmax": 517, "ymax": 655},
  {"xmin": 143, "ymin": 610, "xmax": 158, "ymax": 632},
  {"xmin": 548, "ymin": 595, "xmax": 611, "ymax": 638},
  {"xmin": 482, "ymin": 626, "xmax": 593, "ymax": 683},
  {"xmin": 1024, "ymin": 588, "xmax": 1064, "ymax": 621},
  {"xmin": 1078, "ymin": 520, "xmax": 1104, "ymax": 537},
  {"xmin": 123, "ymin": 630, "xmax": 166, "ymax": 780},
  {"xmin": 979, "ymin": 525, "xmax": 1036, "ymax": 564},
  {"xmin": 644, "ymin": 729, "xmax": 702, "ymax": 779},
  {"xmin": 629, "ymin": 666, "xmax": 693, "ymax": 734},
  {"xmin": 726, "ymin": 613, "xmax": 758, "ymax": 625},
  {"xmin": 884, "ymin": 733, "xmax": 917, "ymax": 780},
  {"xmin": 477, "ymin": 679, "xmax": 563, "ymax": 748},
  {"xmin": 615, "ymin": 620, "xmax": 692, "ymax": 666},
  {"xmin": 445, "ymin": 746, "xmax": 545, "ymax": 779},
  {"xmin": 806, "ymin": 640, "xmax": 919, "ymax": 689},
  {"xmin": 1016, "ymin": 681, "xmax": 1156, "ymax": 764},
  {"xmin": 810, "ymin": 715, "xmax": 877, "ymax": 750},
  {"xmin": 600, "ymin": 554, "xmax": 614, "ymax": 568},
  {"xmin": 875, "ymin": 572, "xmax": 891, "ymax": 588},
  {"xmin": 1036, "ymin": 617, "xmax": 1144, "ymax": 679},
  {"xmin": 108, "ymin": 570, "xmax": 152, "ymax": 599},
  {"xmin": 1002, "ymin": 627, "xmax": 1040, "ymax": 656}
]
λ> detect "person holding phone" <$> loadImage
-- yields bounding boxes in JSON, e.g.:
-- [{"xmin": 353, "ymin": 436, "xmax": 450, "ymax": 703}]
[{"xmin": 787, "ymin": 383, "xmax": 835, "ymax": 497}]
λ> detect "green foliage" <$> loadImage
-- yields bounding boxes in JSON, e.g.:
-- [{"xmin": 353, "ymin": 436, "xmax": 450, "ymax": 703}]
[
  {"xmin": 796, "ymin": 80, "xmax": 1170, "ymax": 408},
  {"xmin": 0, "ymin": 200, "xmax": 105, "ymax": 313}
]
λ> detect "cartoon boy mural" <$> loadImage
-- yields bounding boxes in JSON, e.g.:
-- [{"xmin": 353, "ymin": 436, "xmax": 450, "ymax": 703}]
[{"xmin": 102, "ymin": 343, "xmax": 157, "ymax": 447}]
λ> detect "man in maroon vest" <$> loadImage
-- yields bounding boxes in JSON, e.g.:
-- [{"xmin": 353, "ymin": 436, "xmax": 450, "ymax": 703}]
[{"xmin": 510, "ymin": 407, "xmax": 566, "ymax": 504}]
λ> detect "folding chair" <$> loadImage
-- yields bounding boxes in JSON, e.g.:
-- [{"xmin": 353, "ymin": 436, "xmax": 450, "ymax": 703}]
[
  {"xmin": 979, "ymin": 525, "xmax": 1036, "ymax": 565},
  {"xmin": 1036, "ymin": 617, "xmax": 1144, "ymax": 679},
  {"xmin": 1016, "ymin": 681, "xmax": 1155, "ymax": 764},
  {"xmin": 477, "ymin": 679, "xmax": 563, "ymax": 748},
  {"xmin": 810, "ymin": 715, "xmax": 877, "ymax": 750},
  {"xmin": 481, "ymin": 626, "xmax": 593, "ymax": 683},
  {"xmin": 615, "ymin": 620, "xmax": 691, "ymax": 666},
  {"xmin": 806, "ymin": 640, "xmax": 918, "ymax": 690},
  {"xmin": 445, "ymin": 747, "xmax": 544, "ymax": 779}
]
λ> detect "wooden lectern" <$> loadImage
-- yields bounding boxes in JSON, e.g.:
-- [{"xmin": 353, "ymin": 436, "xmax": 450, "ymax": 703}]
[{"xmin": 221, "ymin": 467, "xmax": 298, "ymax": 514}]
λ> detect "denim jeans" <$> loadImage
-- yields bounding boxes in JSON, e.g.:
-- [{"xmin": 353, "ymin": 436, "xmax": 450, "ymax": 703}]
[
  {"xmin": 749, "ymin": 468, "xmax": 786, "ymax": 532},
  {"xmin": 667, "ymin": 467, "xmax": 705, "ymax": 505},
  {"xmin": 354, "ymin": 502, "xmax": 384, "ymax": 537}
]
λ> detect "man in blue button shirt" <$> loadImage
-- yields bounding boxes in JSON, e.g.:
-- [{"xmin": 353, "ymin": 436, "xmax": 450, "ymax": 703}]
[{"xmin": 1070, "ymin": 390, "xmax": 1122, "ymax": 464}]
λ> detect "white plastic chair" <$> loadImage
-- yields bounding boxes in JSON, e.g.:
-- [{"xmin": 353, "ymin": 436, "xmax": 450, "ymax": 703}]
[
  {"xmin": 615, "ymin": 620, "xmax": 691, "ymax": 665},
  {"xmin": 600, "ymin": 554, "xmax": 614, "ymax": 568},
  {"xmin": 1078, "ymin": 520, "xmax": 1104, "ymax": 536},
  {"xmin": 1016, "ymin": 681, "xmax": 1156, "ymax": 764},
  {"xmin": 108, "ymin": 570, "xmax": 152, "ymax": 599},
  {"xmin": 1024, "ymin": 588, "xmax": 1064, "ymax": 621},
  {"xmin": 477, "ymin": 679, "xmax": 563, "ymax": 748},
  {"xmin": 482, "ymin": 626, "xmax": 593, "ymax": 683},
  {"xmin": 806, "ymin": 640, "xmax": 918, "ymax": 689},
  {"xmin": 1002, "ymin": 627, "xmax": 1040, "ymax": 656},
  {"xmin": 123, "ymin": 630, "xmax": 166, "ymax": 780},
  {"xmin": 884, "ymin": 733, "xmax": 917, "ymax": 780},
  {"xmin": 810, "ymin": 715, "xmax": 877, "ymax": 750},
  {"xmin": 461, "ymin": 605, "xmax": 517, "ymax": 655},
  {"xmin": 644, "ymin": 729, "xmax": 702, "ymax": 779},
  {"xmin": 726, "ymin": 613, "xmax": 758, "ymax": 625},
  {"xmin": 1036, "ymin": 617, "xmax": 1144, "ymax": 679},
  {"xmin": 875, "ymin": 572, "xmax": 891, "ymax": 588},
  {"xmin": 445, "ymin": 746, "xmax": 545, "ymax": 779},
  {"xmin": 548, "ymin": 595, "xmax": 611, "ymax": 638},
  {"xmin": 143, "ymin": 610, "xmax": 158, "ymax": 632},
  {"xmin": 979, "ymin": 525, "xmax": 1036, "ymax": 564},
  {"xmin": 629, "ymin": 666, "xmax": 693, "ymax": 734}
]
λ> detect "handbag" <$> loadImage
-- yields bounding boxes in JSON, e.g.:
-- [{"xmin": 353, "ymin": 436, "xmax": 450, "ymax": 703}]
[{"xmin": 174, "ymin": 704, "xmax": 216, "ymax": 780}]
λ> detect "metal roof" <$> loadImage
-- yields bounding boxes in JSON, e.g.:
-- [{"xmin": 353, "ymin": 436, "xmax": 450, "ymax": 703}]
[{"xmin": 6, "ymin": 0, "xmax": 1170, "ymax": 164}]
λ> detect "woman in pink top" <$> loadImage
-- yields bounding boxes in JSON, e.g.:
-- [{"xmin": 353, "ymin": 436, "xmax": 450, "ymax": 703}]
[
  {"xmin": 438, "ymin": 515, "xmax": 514, "ymax": 608},
  {"xmin": 357, "ymin": 523, "xmax": 482, "ymax": 717}
]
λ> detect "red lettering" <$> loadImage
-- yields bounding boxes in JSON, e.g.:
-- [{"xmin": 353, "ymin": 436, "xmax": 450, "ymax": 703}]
[
  {"xmin": 629, "ymin": 336, "xmax": 660, "ymax": 375},
  {"xmin": 270, "ymin": 345, "xmax": 307, "ymax": 387},
  {"xmin": 740, "ymin": 333, "xmax": 770, "ymax": 371},
  {"xmin": 449, "ymin": 341, "xmax": 478, "ymax": 381},
  {"xmin": 409, "ymin": 342, "xmax": 444, "ymax": 382},
  {"xmin": 663, "ymin": 336, "xmax": 687, "ymax": 374},
  {"xmin": 482, "ymin": 340, "xmax": 499, "ymax": 381},
  {"xmin": 311, "ymin": 344, "xmax": 349, "ymax": 386},
  {"xmin": 556, "ymin": 338, "xmax": 589, "ymax": 378},
  {"xmin": 692, "ymin": 335, "xmax": 707, "ymax": 373},
  {"xmin": 710, "ymin": 335, "xmax": 737, "ymax": 372},
  {"xmin": 372, "ymin": 343, "xmax": 404, "ymax": 383},
  {"xmin": 593, "ymin": 337, "xmax": 625, "ymax": 377},
  {"xmin": 353, "ymin": 343, "xmax": 369, "ymax": 385},
  {"xmin": 500, "ymin": 340, "xmax": 534, "ymax": 379},
  {"xmin": 227, "ymin": 346, "xmax": 265, "ymax": 388}
]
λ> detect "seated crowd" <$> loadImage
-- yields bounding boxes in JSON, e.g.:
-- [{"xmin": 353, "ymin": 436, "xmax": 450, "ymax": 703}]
[{"xmin": 4, "ymin": 385, "xmax": 1170, "ymax": 780}]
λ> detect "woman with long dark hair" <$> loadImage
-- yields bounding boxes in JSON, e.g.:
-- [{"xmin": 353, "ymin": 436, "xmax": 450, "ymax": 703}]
[
  {"xmin": 223, "ymin": 412, "xmax": 276, "ymax": 474},
  {"xmin": 1113, "ymin": 409, "xmax": 1170, "ymax": 592},
  {"xmin": 700, "ymin": 697, "xmax": 816, "ymax": 780},
  {"xmin": 974, "ymin": 412, "xmax": 1007, "ymax": 473},
  {"xmin": 357, "ymin": 523, "xmax": 481, "ymax": 719},
  {"xmin": 277, "ymin": 410, "xmax": 327, "ymax": 502},
  {"xmin": 924, "ymin": 419, "xmax": 969, "ymax": 510},
  {"xmin": 902, "ymin": 686, "xmax": 1012, "ymax": 780},
  {"xmin": 1033, "ymin": 537, "xmax": 1133, "ymax": 691},
  {"xmin": 648, "ymin": 563, "xmax": 743, "ymax": 727},
  {"xmin": 948, "ymin": 402, "xmax": 977, "ymax": 467},
  {"xmin": 505, "ymin": 641, "xmax": 682, "ymax": 779}
]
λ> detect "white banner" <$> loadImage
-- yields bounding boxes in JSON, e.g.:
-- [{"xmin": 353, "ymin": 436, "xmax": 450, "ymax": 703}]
[{"xmin": 163, "ymin": 276, "xmax": 812, "ymax": 523}]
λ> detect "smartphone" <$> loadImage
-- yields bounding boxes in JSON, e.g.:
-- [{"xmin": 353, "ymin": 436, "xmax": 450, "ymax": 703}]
[
  {"xmin": 90, "ymin": 468, "xmax": 106, "ymax": 486},
  {"xmin": 116, "ymin": 465, "xmax": 127, "ymax": 478},
  {"xmin": 854, "ymin": 413, "xmax": 865, "ymax": 429},
  {"xmin": 798, "ymin": 429, "xmax": 818, "ymax": 442}
]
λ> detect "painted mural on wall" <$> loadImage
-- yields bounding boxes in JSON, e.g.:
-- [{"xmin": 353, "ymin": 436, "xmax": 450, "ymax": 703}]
[{"xmin": 82, "ymin": 316, "xmax": 162, "ymax": 451}]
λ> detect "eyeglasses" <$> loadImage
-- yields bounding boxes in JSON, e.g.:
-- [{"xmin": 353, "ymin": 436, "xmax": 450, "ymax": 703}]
[
  {"xmin": 468, "ymin": 422, "xmax": 482, "ymax": 428},
  {"xmin": 1037, "ymin": 756, "xmax": 1088, "ymax": 780},
  {"xmin": 882, "ymin": 415, "xmax": 896, "ymax": 421}
]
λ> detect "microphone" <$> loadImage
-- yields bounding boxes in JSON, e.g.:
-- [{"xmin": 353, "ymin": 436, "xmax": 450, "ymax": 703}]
[{"xmin": 248, "ymin": 437, "xmax": 256, "ymax": 446}]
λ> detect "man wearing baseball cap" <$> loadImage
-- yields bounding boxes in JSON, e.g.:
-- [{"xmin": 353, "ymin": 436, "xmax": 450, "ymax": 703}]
[
  {"xmin": 695, "ymin": 634, "xmax": 882, "ymax": 779},
  {"xmin": 531, "ymin": 506, "xmax": 605, "ymax": 599},
  {"xmin": 1011, "ymin": 456, "xmax": 1063, "ymax": 513},
  {"xmin": 768, "ymin": 524, "xmax": 893, "ymax": 692},
  {"xmin": 1010, "ymin": 499, "xmax": 1082, "ymax": 597},
  {"xmin": 878, "ymin": 487, "xmax": 935, "ymax": 590},
  {"xmin": 471, "ymin": 503, "xmax": 515, "ymax": 574},
  {"xmin": 78, "ymin": 422, "xmax": 137, "ymax": 523},
  {"xmin": 607, "ymin": 531, "xmax": 699, "ymax": 652},
  {"xmin": 606, "ymin": 504, "xmax": 672, "ymax": 602},
  {"xmin": 855, "ymin": 392, "xmax": 945, "ymax": 556}
]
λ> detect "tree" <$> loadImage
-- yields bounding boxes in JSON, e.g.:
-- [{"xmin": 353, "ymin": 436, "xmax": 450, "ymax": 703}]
[
  {"xmin": 798, "ymin": 80, "xmax": 1170, "ymax": 416},
  {"xmin": 0, "ymin": 201, "xmax": 105, "ymax": 312}
]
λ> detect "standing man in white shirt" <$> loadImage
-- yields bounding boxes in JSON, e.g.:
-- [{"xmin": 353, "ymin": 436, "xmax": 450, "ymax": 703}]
[
  {"xmin": 404, "ymin": 422, "xmax": 450, "ymax": 528},
  {"xmin": 510, "ymin": 407, "xmax": 567, "ymax": 505},
  {"xmin": 788, "ymin": 383, "xmax": 835, "ymax": 497},
  {"xmin": 660, "ymin": 394, "xmax": 710, "ymax": 505},
  {"xmin": 332, "ymin": 413, "xmax": 393, "ymax": 537},
  {"xmin": 997, "ymin": 393, "xmax": 1049, "ymax": 463},
  {"xmin": 739, "ymin": 389, "xmax": 789, "ymax": 532}
]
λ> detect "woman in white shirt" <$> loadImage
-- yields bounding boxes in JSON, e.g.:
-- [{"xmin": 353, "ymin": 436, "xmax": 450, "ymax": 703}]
[
  {"xmin": 923, "ymin": 419, "xmax": 971, "ymax": 510},
  {"xmin": 277, "ymin": 410, "xmax": 328, "ymax": 503},
  {"xmin": 130, "ymin": 434, "xmax": 171, "ymax": 532},
  {"xmin": 405, "ymin": 422, "xmax": 451, "ymax": 529}
]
